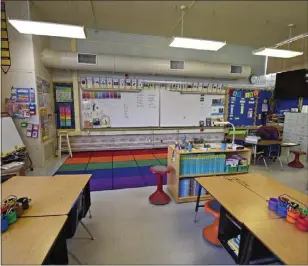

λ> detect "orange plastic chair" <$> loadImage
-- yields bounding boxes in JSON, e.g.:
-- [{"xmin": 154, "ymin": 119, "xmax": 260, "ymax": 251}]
[{"xmin": 202, "ymin": 199, "xmax": 221, "ymax": 246}]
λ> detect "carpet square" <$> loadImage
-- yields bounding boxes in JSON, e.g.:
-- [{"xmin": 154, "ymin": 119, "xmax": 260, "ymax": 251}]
[
  {"xmin": 131, "ymin": 149, "xmax": 153, "ymax": 155},
  {"xmin": 113, "ymin": 155, "xmax": 135, "ymax": 162},
  {"xmin": 89, "ymin": 157, "xmax": 112, "ymax": 163},
  {"xmin": 64, "ymin": 157, "xmax": 90, "ymax": 164},
  {"xmin": 86, "ymin": 162, "xmax": 112, "ymax": 170},
  {"xmin": 72, "ymin": 152, "xmax": 91, "ymax": 158},
  {"xmin": 57, "ymin": 164, "xmax": 88, "ymax": 172},
  {"xmin": 113, "ymin": 150, "xmax": 132, "ymax": 156},
  {"xmin": 90, "ymin": 178, "xmax": 112, "ymax": 191},
  {"xmin": 158, "ymin": 159, "xmax": 167, "ymax": 165},
  {"xmin": 153, "ymin": 153, "xmax": 167, "ymax": 159},
  {"xmin": 133, "ymin": 154, "xmax": 155, "ymax": 160},
  {"xmin": 53, "ymin": 170, "xmax": 86, "ymax": 176},
  {"xmin": 136, "ymin": 159, "xmax": 160, "ymax": 167},
  {"xmin": 113, "ymin": 176, "xmax": 146, "ymax": 189},
  {"xmin": 87, "ymin": 169, "xmax": 113, "ymax": 179},
  {"xmin": 113, "ymin": 167, "xmax": 140, "ymax": 177},
  {"xmin": 91, "ymin": 151, "xmax": 113, "ymax": 157},
  {"xmin": 113, "ymin": 160, "xmax": 137, "ymax": 168},
  {"xmin": 138, "ymin": 166, "xmax": 152, "ymax": 175},
  {"xmin": 152, "ymin": 148, "xmax": 168, "ymax": 154}
]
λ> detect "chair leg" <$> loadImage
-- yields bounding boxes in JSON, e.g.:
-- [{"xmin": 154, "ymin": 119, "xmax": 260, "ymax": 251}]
[
  {"xmin": 263, "ymin": 157, "xmax": 268, "ymax": 170},
  {"xmin": 66, "ymin": 133, "xmax": 72, "ymax": 158},
  {"xmin": 80, "ymin": 220, "xmax": 95, "ymax": 240},
  {"xmin": 58, "ymin": 135, "xmax": 62, "ymax": 157},
  {"xmin": 88, "ymin": 208, "xmax": 92, "ymax": 219},
  {"xmin": 278, "ymin": 157, "xmax": 284, "ymax": 171},
  {"xmin": 68, "ymin": 250, "xmax": 83, "ymax": 265}
]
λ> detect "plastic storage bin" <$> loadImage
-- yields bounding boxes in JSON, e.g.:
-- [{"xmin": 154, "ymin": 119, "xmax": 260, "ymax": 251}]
[{"xmin": 237, "ymin": 165, "xmax": 249, "ymax": 173}]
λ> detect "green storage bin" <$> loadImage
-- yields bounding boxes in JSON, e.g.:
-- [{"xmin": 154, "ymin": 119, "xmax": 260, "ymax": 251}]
[
  {"xmin": 238, "ymin": 165, "xmax": 249, "ymax": 173},
  {"xmin": 225, "ymin": 165, "xmax": 238, "ymax": 173}
]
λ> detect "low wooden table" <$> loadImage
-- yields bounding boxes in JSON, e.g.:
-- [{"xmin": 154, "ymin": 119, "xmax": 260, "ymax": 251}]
[{"xmin": 1, "ymin": 216, "xmax": 68, "ymax": 265}]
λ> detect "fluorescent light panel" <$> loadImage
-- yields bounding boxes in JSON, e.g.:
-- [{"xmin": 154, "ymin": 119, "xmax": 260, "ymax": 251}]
[
  {"xmin": 170, "ymin": 37, "xmax": 226, "ymax": 51},
  {"xmin": 252, "ymin": 47, "xmax": 303, "ymax": 58},
  {"xmin": 8, "ymin": 19, "xmax": 86, "ymax": 39}
]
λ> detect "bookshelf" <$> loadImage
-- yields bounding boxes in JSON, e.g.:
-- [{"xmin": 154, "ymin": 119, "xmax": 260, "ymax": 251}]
[{"xmin": 167, "ymin": 145, "xmax": 252, "ymax": 203}]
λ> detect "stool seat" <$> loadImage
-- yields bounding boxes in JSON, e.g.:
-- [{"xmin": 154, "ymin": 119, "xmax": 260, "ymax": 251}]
[
  {"xmin": 203, "ymin": 199, "xmax": 221, "ymax": 246},
  {"xmin": 150, "ymin": 165, "xmax": 169, "ymax": 174},
  {"xmin": 288, "ymin": 151, "xmax": 306, "ymax": 168},
  {"xmin": 149, "ymin": 165, "xmax": 170, "ymax": 205}
]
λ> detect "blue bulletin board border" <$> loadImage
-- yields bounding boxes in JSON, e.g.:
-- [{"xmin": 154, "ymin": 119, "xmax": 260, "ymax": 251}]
[{"xmin": 225, "ymin": 88, "xmax": 273, "ymax": 127}]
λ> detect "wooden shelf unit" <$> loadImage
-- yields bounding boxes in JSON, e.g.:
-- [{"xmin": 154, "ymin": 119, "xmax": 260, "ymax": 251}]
[{"xmin": 167, "ymin": 145, "xmax": 252, "ymax": 203}]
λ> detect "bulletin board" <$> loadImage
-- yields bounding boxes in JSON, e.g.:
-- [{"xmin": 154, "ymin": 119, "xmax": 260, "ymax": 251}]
[{"xmin": 227, "ymin": 88, "xmax": 258, "ymax": 126}]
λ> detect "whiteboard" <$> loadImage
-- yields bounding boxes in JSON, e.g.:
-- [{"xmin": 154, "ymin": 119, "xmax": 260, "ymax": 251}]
[
  {"xmin": 81, "ymin": 90, "xmax": 159, "ymax": 128},
  {"xmin": 1, "ymin": 116, "xmax": 25, "ymax": 154},
  {"xmin": 160, "ymin": 91, "xmax": 225, "ymax": 127}
]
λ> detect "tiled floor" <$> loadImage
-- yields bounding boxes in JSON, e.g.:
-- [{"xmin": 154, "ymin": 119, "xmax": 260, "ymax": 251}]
[
  {"xmin": 28, "ymin": 151, "xmax": 308, "ymax": 264},
  {"xmin": 54, "ymin": 149, "xmax": 168, "ymax": 191}
]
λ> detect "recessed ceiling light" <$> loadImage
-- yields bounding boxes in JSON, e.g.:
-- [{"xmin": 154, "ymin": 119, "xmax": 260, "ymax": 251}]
[
  {"xmin": 252, "ymin": 47, "xmax": 303, "ymax": 58},
  {"xmin": 169, "ymin": 37, "xmax": 226, "ymax": 51},
  {"xmin": 8, "ymin": 18, "xmax": 86, "ymax": 39}
]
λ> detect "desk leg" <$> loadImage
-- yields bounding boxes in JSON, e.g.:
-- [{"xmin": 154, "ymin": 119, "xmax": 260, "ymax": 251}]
[
  {"xmin": 253, "ymin": 144, "xmax": 257, "ymax": 164},
  {"xmin": 194, "ymin": 185, "xmax": 202, "ymax": 223}
]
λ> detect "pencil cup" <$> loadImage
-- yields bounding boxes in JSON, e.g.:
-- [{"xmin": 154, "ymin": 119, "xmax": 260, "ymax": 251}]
[
  {"xmin": 15, "ymin": 203, "xmax": 24, "ymax": 218},
  {"xmin": 1, "ymin": 215, "xmax": 8, "ymax": 233},
  {"xmin": 268, "ymin": 198, "xmax": 278, "ymax": 211},
  {"xmin": 276, "ymin": 204, "xmax": 288, "ymax": 218},
  {"xmin": 17, "ymin": 197, "xmax": 31, "ymax": 210},
  {"xmin": 295, "ymin": 215, "xmax": 308, "ymax": 232},
  {"xmin": 286, "ymin": 209, "xmax": 300, "ymax": 223},
  {"xmin": 6, "ymin": 208, "xmax": 17, "ymax": 225}
]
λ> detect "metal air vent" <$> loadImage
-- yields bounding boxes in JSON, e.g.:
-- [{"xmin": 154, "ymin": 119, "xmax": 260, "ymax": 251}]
[
  {"xmin": 78, "ymin": 53, "xmax": 97, "ymax": 65},
  {"xmin": 170, "ymin": 60, "xmax": 184, "ymax": 70},
  {"xmin": 231, "ymin": 65, "xmax": 242, "ymax": 73}
]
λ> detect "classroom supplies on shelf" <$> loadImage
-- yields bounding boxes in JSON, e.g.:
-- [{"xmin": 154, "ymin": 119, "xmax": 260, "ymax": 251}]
[
  {"xmin": 180, "ymin": 153, "xmax": 227, "ymax": 176},
  {"xmin": 179, "ymin": 179, "xmax": 207, "ymax": 198}
]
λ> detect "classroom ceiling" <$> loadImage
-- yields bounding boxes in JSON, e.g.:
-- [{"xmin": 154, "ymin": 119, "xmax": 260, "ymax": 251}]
[{"xmin": 30, "ymin": 0, "xmax": 308, "ymax": 48}]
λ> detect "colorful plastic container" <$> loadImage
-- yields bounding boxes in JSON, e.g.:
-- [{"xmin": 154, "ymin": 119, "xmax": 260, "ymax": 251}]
[
  {"xmin": 286, "ymin": 209, "xmax": 300, "ymax": 223},
  {"xmin": 1, "ymin": 215, "xmax": 8, "ymax": 233},
  {"xmin": 276, "ymin": 203, "xmax": 288, "ymax": 218},
  {"xmin": 6, "ymin": 209, "xmax": 17, "ymax": 225},
  {"xmin": 268, "ymin": 198, "xmax": 278, "ymax": 211},
  {"xmin": 296, "ymin": 215, "xmax": 308, "ymax": 232}
]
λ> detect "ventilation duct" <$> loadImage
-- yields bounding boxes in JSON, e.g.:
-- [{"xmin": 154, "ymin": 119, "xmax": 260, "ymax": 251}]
[{"xmin": 41, "ymin": 49, "xmax": 251, "ymax": 79}]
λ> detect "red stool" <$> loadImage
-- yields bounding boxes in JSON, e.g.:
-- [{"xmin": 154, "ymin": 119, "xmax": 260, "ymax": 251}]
[
  {"xmin": 149, "ymin": 165, "xmax": 170, "ymax": 205},
  {"xmin": 288, "ymin": 151, "xmax": 306, "ymax": 168},
  {"xmin": 202, "ymin": 199, "xmax": 221, "ymax": 246}
]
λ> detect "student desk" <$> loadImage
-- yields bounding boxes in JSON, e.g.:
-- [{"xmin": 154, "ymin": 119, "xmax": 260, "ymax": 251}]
[
  {"xmin": 245, "ymin": 219, "xmax": 308, "ymax": 265},
  {"xmin": 195, "ymin": 174, "xmax": 308, "ymax": 264},
  {"xmin": 1, "ymin": 174, "xmax": 91, "ymax": 217},
  {"xmin": 2, "ymin": 216, "xmax": 68, "ymax": 265},
  {"xmin": 234, "ymin": 173, "xmax": 308, "ymax": 206}
]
